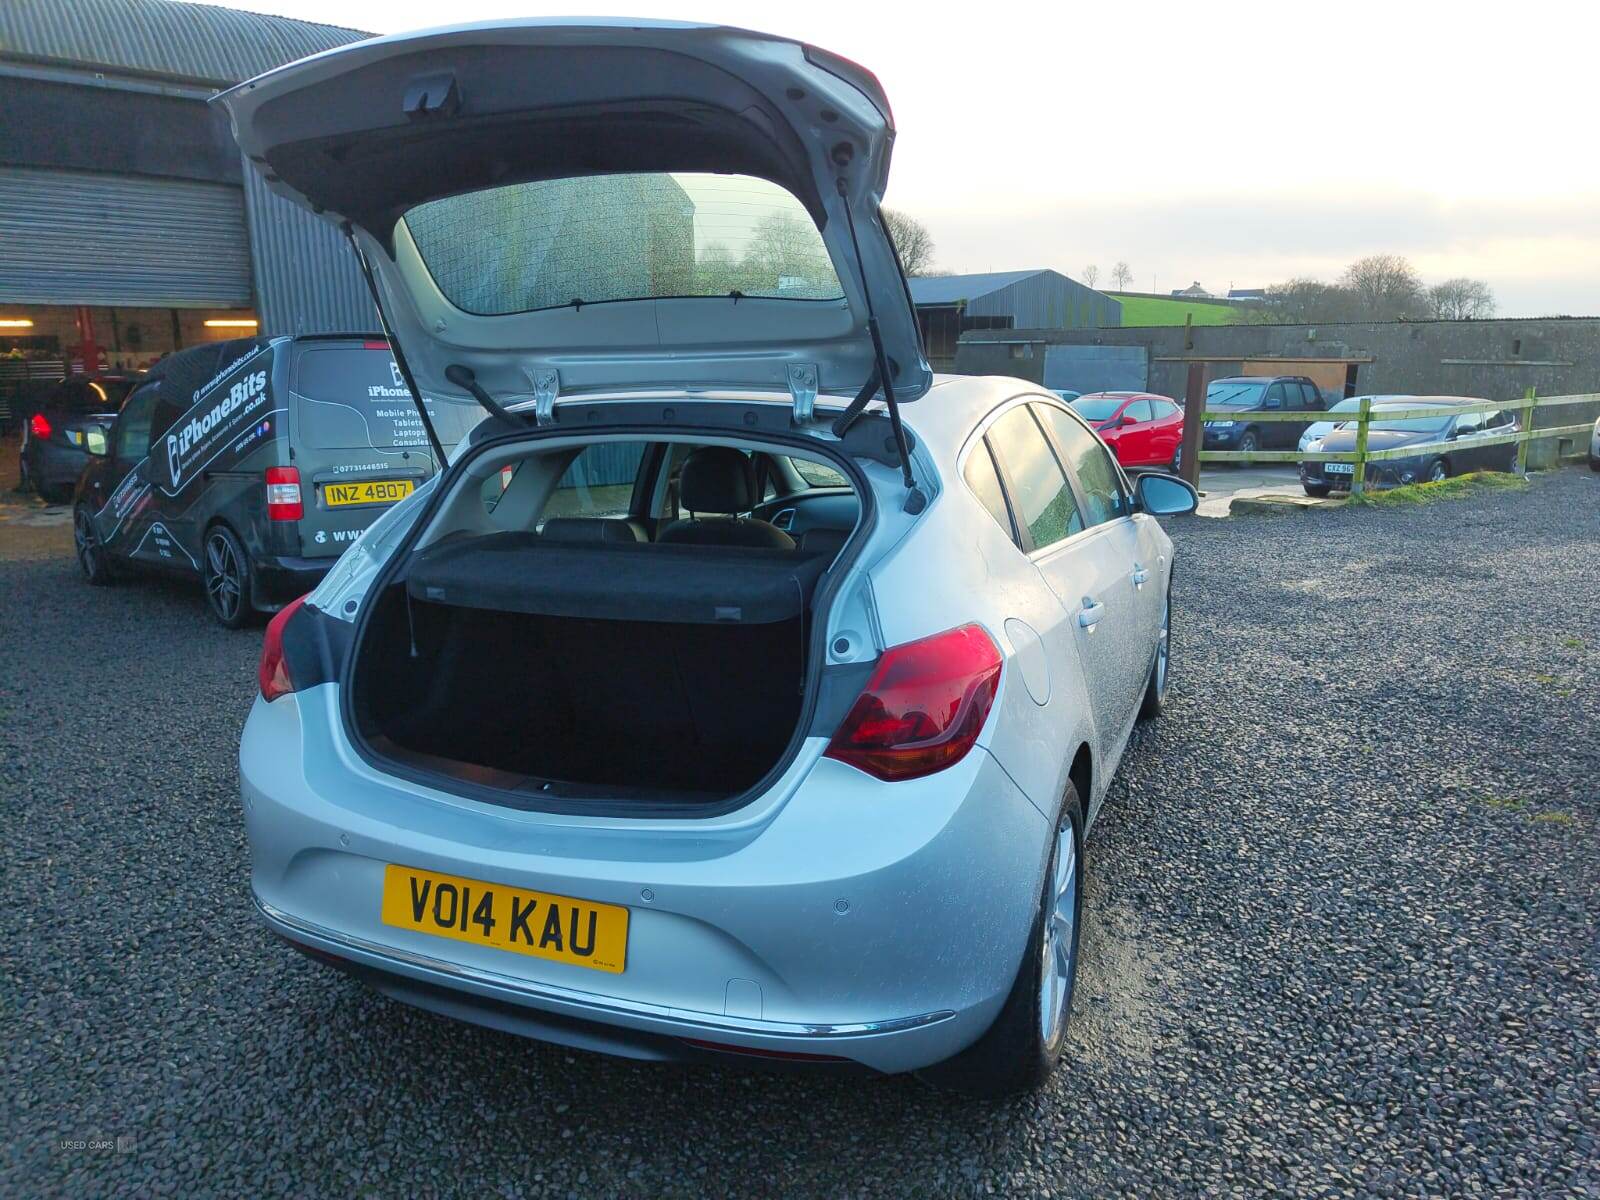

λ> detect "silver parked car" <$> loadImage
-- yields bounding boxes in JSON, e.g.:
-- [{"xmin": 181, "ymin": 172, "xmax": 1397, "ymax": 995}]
[{"xmin": 224, "ymin": 18, "xmax": 1197, "ymax": 1095}]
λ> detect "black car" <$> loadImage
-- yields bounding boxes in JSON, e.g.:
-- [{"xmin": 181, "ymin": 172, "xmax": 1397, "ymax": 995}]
[
  {"xmin": 19, "ymin": 373, "xmax": 141, "ymax": 501},
  {"xmin": 1300, "ymin": 398, "xmax": 1520, "ymax": 495},
  {"xmin": 72, "ymin": 334, "xmax": 481, "ymax": 627},
  {"xmin": 1201, "ymin": 376, "xmax": 1326, "ymax": 456}
]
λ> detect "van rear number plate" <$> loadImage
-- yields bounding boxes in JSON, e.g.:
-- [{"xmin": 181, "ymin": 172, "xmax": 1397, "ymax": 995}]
[
  {"xmin": 379, "ymin": 864, "xmax": 628, "ymax": 973},
  {"xmin": 324, "ymin": 479, "xmax": 413, "ymax": 507}
]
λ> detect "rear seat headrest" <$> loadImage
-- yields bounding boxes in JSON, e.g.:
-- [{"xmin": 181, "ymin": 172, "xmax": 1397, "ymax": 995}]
[
  {"xmin": 540, "ymin": 517, "xmax": 644, "ymax": 545},
  {"xmin": 679, "ymin": 447, "xmax": 758, "ymax": 514}
]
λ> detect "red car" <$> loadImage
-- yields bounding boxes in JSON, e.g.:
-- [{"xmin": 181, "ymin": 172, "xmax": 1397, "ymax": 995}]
[{"xmin": 1069, "ymin": 391, "xmax": 1185, "ymax": 470}]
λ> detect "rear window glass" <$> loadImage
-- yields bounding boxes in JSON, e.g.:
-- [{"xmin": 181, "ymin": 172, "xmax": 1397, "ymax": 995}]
[
  {"xmin": 292, "ymin": 346, "xmax": 482, "ymax": 451},
  {"xmin": 1070, "ymin": 396, "xmax": 1124, "ymax": 421},
  {"xmin": 403, "ymin": 173, "xmax": 845, "ymax": 316}
]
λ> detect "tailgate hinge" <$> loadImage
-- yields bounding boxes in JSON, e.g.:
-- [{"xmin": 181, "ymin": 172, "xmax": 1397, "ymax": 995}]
[
  {"xmin": 529, "ymin": 368, "xmax": 560, "ymax": 425},
  {"xmin": 787, "ymin": 362, "xmax": 818, "ymax": 424}
]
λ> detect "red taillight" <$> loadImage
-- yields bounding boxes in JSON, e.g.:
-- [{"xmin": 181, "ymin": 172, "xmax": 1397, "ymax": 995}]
[
  {"xmin": 29, "ymin": 413, "xmax": 51, "ymax": 439},
  {"xmin": 265, "ymin": 465, "xmax": 302, "ymax": 521},
  {"xmin": 258, "ymin": 595, "xmax": 307, "ymax": 701},
  {"xmin": 825, "ymin": 624, "xmax": 1003, "ymax": 781}
]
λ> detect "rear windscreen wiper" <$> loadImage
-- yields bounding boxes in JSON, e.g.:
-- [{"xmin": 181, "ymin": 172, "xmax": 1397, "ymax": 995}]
[{"xmin": 443, "ymin": 364, "xmax": 527, "ymax": 426}]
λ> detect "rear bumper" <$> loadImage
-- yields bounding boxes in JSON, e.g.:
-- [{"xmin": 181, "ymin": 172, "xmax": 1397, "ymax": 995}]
[
  {"xmin": 240, "ymin": 684, "xmax": 1050, "ymax": 1074},
  {"xmin": 24, "ymin": 440, "xmax": 89, "ymax": 491},
  {"xmin": 251, "ymin": 553, "xmax": 334, "ymax": 610}
]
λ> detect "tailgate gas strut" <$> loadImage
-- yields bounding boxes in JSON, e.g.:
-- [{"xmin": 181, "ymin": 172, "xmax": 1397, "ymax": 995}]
[
  {"xmin": 833, "ymin": 176, "xmax": 926, "ymax": 515},
  {"xmin": 345, "ymin": 224, "xmax": 447, "ymax": 467}
]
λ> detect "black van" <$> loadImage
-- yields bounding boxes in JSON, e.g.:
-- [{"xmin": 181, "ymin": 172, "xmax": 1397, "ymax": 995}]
[{"xmin": 72, "ymin": 335, "xmax": 480, "ymax": 626}]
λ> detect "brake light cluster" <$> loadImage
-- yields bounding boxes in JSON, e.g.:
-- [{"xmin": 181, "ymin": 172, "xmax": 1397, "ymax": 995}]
[
  {"xmin": 825, "ymin": 624, "xmax": 1003, "ymax": 781},
  {"xmin": 258, "ymin": 595, "xmax": 308, "ymax": 701},
  {"xmin": 29, "ymin": 413, "xmax": 51, "ymax": 440},
  {"xmin": 265, "ymin": 466, "xmax": 303, "ymax": 521}
]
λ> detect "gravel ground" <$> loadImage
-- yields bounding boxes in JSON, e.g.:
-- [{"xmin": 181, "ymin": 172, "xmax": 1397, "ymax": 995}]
[{"xmin": 4, "ymin": 468, "xmax": 1598, "ymax": 1198}]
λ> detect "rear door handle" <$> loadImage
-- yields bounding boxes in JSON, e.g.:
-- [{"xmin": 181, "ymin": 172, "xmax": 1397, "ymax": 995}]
[
  {"xmin": 1131, "ymin": 563, "xmax": 1149, "ymax": 588},
  {"xmin": 1078, "ymin": 597, "xmax": 1105, "ymax": 629}
]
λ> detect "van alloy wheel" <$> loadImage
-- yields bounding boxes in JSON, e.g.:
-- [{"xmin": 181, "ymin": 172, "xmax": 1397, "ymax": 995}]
[
  {"xmin": 205, "ymin": 529, "xmax": 245, "ymax": 625},
  {"xmin": 74, "ymin": 507, "xmax": 113, "ymax": 586}
]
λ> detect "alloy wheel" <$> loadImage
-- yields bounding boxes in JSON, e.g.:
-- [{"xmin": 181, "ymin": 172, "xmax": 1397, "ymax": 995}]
[
  {"xmin": 1429, "ymin": 460, "xmax": 1449, "ymax": 483},
  {"xmin": 1037, "ymin": 820, "xmax": 1079, "ymax": 1046},
  {"xmin": 1155, "ymin": 593, "xmax": 1170, "ymax": 699},
  {"xmin": 74, "ymin": 509, "xmax": 98, "ymax": 580},
  {"xmin": 205, "ymin": 531, "xmax": 243, "ymax": 623}
]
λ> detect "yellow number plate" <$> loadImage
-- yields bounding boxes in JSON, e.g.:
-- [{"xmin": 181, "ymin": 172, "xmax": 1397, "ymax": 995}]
[
  {"xmin": 324, "ymin": 479, "xmax": 414, "ymax": 507},
  {"xmin": 380, "ymin": 864, "xmax": 628, "ymax": 974}
]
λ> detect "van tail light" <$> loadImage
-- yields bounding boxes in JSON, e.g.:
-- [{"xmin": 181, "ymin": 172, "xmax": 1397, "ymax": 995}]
[
  {"xmin": 825, "ymin": 624, "xmax": 1003, "ymax": 781},
  {"xmin": 258, "ymin": 595, "xmax": 308, "ymax": 701},
  {"xmin": 265, "ymin": 466, "xmax": 303, "ymax": 521},
  {"xmin": 29, "ymin": 413, "xmax": 52, "ymax": 440}
]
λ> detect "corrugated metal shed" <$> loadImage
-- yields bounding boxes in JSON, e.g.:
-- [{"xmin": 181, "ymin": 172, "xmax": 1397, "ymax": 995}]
[
  {"xmin": 0, "ymin": 0, "xmax": 365, "ymax": 86},
  {"xmin": 910, "ymin": 269, "xmax": 1121, "ymax": 330},
  {"xmin": 242, "ymin": 164, "xmax": 376, "ymax": 336}
]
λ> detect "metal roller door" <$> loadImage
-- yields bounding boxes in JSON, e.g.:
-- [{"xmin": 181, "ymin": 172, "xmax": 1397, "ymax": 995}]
[{"xmin": 0, "ymin": 166, "xmax": 252, "ymax": 307}]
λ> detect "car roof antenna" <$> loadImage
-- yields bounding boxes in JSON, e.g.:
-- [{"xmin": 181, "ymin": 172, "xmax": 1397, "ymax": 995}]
[
  {"xmin": 344, "ymin": 223, "xmax": 447, "ymax": 466},
  {"xmin": 833, "ymin": 175, "xmax": 926, "ymax": 515}
]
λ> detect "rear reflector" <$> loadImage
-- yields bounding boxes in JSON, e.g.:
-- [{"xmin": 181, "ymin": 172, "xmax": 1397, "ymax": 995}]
[
  {"xmin": 825, "ymin": 624, "xmax": 1002, "ymax": 781},
  {"xmin": 682, "ymin": 1038, "xmax": 848, "ymax": 1063},
  {"xmin": 29, "ymin": 413, "xmax": 51, "ymax": 440},
  {"xmin": 265, "ymin": 465, "xmax": 303, "ymax": 521},
  {"xmin": 258, "ymin": 595, "xmax": 307, "ymax": 701}
]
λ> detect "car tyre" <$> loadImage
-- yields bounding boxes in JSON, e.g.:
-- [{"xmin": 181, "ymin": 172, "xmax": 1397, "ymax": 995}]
[
  {"xmin": 1426, "ymin": 458, "xmax": 1449, "ymax": 484},
  {"xmin": 1137, "ymin": 587, "xmax": 1171, "ymax": 721},
  {"xmin": 1303, "ymin": 482, "xmax": 1331, "ymax": 498},
  {"xmin": 918, "ymin": 781, "xmax": 1085, "ymax": 1098},
  {"xmin": 1236, "ymin": 429, "xmax": 1258, "ymax": 465},
  {"xmin": 1169, "ymin": 443, "xmax": 1182, "ymax": 473},
  {"xmin": 203, "ymin": 524, "xmax": 254, "ymax": 629},
  {"xmin": 1590, "ymin": 452, "xmax": 1600, "ymax": 472},
  {"xmin": 74, "ymin": 505, "xmax": 116, "ymax": 586}
]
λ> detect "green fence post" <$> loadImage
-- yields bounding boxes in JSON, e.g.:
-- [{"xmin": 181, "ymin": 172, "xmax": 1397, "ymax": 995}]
[
  {"xmin": 1351, "ymin": 395, "xmax": 1373, "ymax": 496},
  {"xmin": 1516, "ymin": 386, "xmax": 1536, "ymax": 474}
]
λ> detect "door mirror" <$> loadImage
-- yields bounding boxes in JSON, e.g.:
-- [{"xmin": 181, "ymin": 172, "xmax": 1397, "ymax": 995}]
[
  {"xmin": 1135, "ymin": 472, "xmax": 1198, "ymax": 516},
  {"xmin": 85, "ymin": 424, "xmax": 110, "ymax": 457}
]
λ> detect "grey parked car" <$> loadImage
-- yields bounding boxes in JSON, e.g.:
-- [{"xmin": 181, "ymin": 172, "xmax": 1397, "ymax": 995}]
[
  {"xmin": 224, "ymin": 18, "xmax": 1197, "ymax": 1095},
  {"xmin": 1300, "ymin": 397, "xmax": 1520, "ymax": 495}
]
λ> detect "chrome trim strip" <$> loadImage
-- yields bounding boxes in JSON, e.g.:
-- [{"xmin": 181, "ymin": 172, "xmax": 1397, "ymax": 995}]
[{"xmin": 255, "ymin": 895, "xmax": 954, "ymax": 1040}]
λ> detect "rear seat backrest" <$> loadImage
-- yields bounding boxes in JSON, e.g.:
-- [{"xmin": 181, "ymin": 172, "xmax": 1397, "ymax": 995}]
[{"xmin": 539, "ymin": 516, "xmax": 647, "ymax": 545}]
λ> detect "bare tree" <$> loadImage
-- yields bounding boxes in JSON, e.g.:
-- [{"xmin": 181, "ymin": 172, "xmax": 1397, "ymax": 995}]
[
  {"xmin": 1339, "ymin": 254, "xmax": 1427, "ymax": 320},
  {"xmin": 1082, "ymin": 264, "xmax": 1100, "ymax": 289},
  {"xmin": 1110, "ymin": 261, "xmax": 1133, "ymax": 291},
  {"xmin": 881, "ymin": 209, "xmax": 937, "ymax": 276},
  {"xmin": 1427, "ymin": 277, "xmax": 1496, "ymax": 320}
]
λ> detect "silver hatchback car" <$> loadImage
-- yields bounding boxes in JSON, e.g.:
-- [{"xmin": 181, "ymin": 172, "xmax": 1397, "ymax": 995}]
[{"xmin": 226, "ymin": 18, "xmax": 1196, "ymax": 1095}]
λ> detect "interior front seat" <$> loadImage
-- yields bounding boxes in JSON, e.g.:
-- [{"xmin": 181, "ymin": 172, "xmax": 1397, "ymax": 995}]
[{"xmin": 657, "ymin": 447, "xmax": 796, "ymax": 549}]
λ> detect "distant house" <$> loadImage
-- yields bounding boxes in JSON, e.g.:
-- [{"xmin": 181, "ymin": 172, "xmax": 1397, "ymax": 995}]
[
  {"xmin": 1227, "ymin": 288, "xmax": 1269, "ymax": 302},
  {"xmin": 1171, "ymin": 281, "xmax": 1211, "ymax": 298},
  {"xmin": 908, "ymin": 269, "xmax": 1119, "ymax": 368}
]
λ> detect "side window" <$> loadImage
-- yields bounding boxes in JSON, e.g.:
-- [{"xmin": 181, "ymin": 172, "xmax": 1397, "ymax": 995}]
[
  {"xmin": 1124, "ymin": 399, "xmax": 1154, "ymax": 423},
  {"xmin": 791, "ymin": 457, "xmax": 848, "ymax": 489},
  {"xmin": 542, "ymin": 441, "xmax": 648, "ymax": 523},
  {"xmin": 114, "ymin": 387, "xmax": 159, "ymax": 460},
  {"xmin": 1153, "ymin": 399, "xmax": 1180, "ymax": 419},
  {"xmin": 1035, "ymin": 404, "xmax": 1130, "ymax": 527},
  {"xmin": 1263, "ymin": 383, "xmax": 1285, "ymax": 410},
  {"xmin": 150, "ymin": 394, "xmax": 187, "ymax": 443},
  {"xmin": 1483, "ymin": 409, "xmax": 1509, "ymax": 429},
  {"xmin": 963, "ymin": 438, "xmax": 1017, "ymax": 545},
  {"xmin": 986, "ymin": 405, "xmax": 1083, "ymax": 549},
  {"xmin": 1454, "ymin": 411, "xmax": 1483, "ymax": 437}
]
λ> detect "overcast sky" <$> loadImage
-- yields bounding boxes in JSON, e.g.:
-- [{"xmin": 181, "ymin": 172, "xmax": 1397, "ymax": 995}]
[{"xmin": 225, "ymin": 0, "xmax": 1600, "ymax": 316}]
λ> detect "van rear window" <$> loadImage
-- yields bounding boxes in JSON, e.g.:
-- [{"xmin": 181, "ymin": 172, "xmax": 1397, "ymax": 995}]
[{"xmin": 292, "ymin": 345, "xmax": 481, "ymax": 450}]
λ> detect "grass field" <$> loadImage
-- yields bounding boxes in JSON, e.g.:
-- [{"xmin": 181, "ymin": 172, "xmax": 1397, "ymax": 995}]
[{"xmin": 1108, "ymin": 294, "xmax": 1241, "ymax": 327}]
